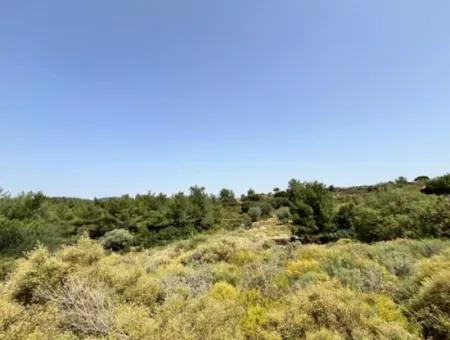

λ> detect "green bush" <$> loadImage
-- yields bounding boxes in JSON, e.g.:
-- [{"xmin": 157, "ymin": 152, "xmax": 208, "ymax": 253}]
[
  {"xmin": 422, "ymin": 173, "xmax": 450, "ymax": 195},
  {"xmin": 256, "ymin": 201, "xmax": 273, "ymax": 218},
  {"xmin": 321, "ymin": 251, "xmax": 398, "ymax": 294},
  {"xmin": 247, "ymin": 207, "xmax": 262, "ymax": 222},
  {"xmin": 334, "ymin": 185, "xmax": 450, "ymax": 242},
  {"xmin": 410, "ymin": 270, "xmax": 450, "ymax": 339},
  {"xmin": 415, "ymin": 197, "xmax": 450, "ymax": 238},
  {"xmin": 0, "ymin": 217, "xmax": 62, "ymax": 256},
  {"xmin": 275, "ymin": 206, "xmax": 291, "ymax": 223},
  {"xmin": 100, "ymin": 229, "xmax": 134, "ymax": 251}
]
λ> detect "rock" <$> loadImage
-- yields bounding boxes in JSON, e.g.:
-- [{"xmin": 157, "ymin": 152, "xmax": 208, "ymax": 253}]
[
  {"xmin": 290, "ymin": 235, "xmax": 302, "ymax": 243},
  {"xmin": 272, "ymin": 236, "xmax": 302, "ymax": 245}
]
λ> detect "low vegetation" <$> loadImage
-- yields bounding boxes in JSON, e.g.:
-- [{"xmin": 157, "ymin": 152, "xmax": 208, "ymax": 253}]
[
  {"xmin": 0, "ymin": 226, "xmax": 449, "ymax": 339},
  {"xmin": 0, "ymin": 174, "xmax": 449, "ymax": 339}
]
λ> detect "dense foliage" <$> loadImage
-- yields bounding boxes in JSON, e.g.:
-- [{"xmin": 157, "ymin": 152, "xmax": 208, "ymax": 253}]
[
  {"xmin": 422, "ymin": 173, "xmax": 450, "ymax": 195},
  {"xmin": 0, "ymin": 187, "xmax": 248, "ymax": 257},
  {"xmin": 0, "ymin": 175, "xmax": 449, "ymax": 262},
  {"xmin": 0, "ymin": 225, "xmax": 449, "ymax": 339},
  {"xmin": 0, "ymin": 174, "xmax": 449, "ymax": 339}
]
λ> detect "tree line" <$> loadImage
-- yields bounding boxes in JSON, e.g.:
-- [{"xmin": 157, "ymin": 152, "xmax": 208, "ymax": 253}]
[{"xmin": 0, "ymin": 173, "xmax": 449, "ymax": 256}]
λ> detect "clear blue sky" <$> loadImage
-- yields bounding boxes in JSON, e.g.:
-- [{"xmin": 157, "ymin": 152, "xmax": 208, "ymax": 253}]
[{"xmin": 1, "ymin": 1, "xmax": 449, "ymax": 198}]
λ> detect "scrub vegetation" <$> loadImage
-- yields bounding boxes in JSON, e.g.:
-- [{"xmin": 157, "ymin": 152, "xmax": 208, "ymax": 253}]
[{"xmin": 0, "ymin": 174, "xmax": 449, "ymax": 339}]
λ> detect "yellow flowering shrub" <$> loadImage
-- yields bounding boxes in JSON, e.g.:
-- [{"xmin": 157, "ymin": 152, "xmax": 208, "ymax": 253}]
[
  {"xmin": 58, "ymin": 235, "xmax": 105, "ymax": 266},
  {"xmin": 7, "ymin": 246, "xmax": 70, "ymax": 304},
  {"xmin": 113, "ymin": 304, "xmax": 158, "ymax": 339},
  {"xmin": 209, "ymin": 281, "xmax": 238, "ymax": 301},
  {"xmin": 0, "ymin": 222, "xmax": 448, "ymax": 339},
  {"xmin": 286, "ymin": 259, "xmax": 322, "ymax": 276}
]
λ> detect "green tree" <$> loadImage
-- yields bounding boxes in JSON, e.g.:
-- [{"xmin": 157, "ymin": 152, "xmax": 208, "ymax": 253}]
[
  {"xmin": 414, "ymin": 175, "xmax": 429, "ymax": 183},
  {"xmin": 218, "ymin": 188, "xmax": 238, "ymax": 207},
  {"xmin": 394, "ymin": 176, "xmax": 408, "ymax": 186},
  {"xmin": 167, "ymin": 192, "xmax": 190, "ymax": 228},
  {"xmin": 422, "ymin": 174, "xmax": 450, "ymax": 195},
  {"xmin": 189, "ymin": 186, "xmax": 215, "ymax": 230},
  {"xmin": 287, "ymin": 180, "xmax": 335, "ymax": 242}
]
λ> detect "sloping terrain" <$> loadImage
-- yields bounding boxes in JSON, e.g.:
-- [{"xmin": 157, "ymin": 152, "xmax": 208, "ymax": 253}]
[{"xmin": 1, "ymin": 219, "xmax": 449, "ymax": 339}]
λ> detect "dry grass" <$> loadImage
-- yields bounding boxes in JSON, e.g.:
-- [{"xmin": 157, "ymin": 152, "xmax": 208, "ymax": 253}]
[{"xmin": 37, "ymin": 276, "xmax": 116, "ymax": 337}]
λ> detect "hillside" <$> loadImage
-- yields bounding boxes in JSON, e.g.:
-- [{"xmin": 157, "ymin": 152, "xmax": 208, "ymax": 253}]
[
  {"xmin": 1, "ymin": 219, "xmax": 449, "ymax": 339},
  {"xmin": 1, "ymin": 175, "xmax": 449, "ymax": 339}
]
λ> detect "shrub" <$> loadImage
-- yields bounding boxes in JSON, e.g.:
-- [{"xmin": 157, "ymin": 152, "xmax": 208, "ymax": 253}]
[
  {"xmin": 59, "ymin": 235, "xmax": 105, "ymax": 266},
  {"xmin": 351, "ymin": 207, "xmax": 381, "ymax": 242},
  {"xmin": 153, "ymin": 288, "xmax": 243, "ymax": 339},
  {"xmin": 240, "ymin": 213, "xmax": 253, "ymax": 228},
  {"xmin": 211, "ymin": 262, "xmax": 241, "ymax": 286},
  {"xmin": 240, "ymin": 305, "xmax": 274, "ymax": 339},
  {"xmin": 161, "ymin": 266, "xmax": 211, "ymax": 298},
  {"xmin": 38, "ymin": 276, "xmax": 114, "ymax": 337},
  {"xmin": 287, "ymin": 259, "xmax": 322, "ymax": 277},
  {"xmin": 239, "ymin": 260, "xmax": 289, "ymax": 300},
  {"xmin": 174, "ymin": 234, "xmax": 208, "ymax": 251},
  {"xmin": 422, "ymin": 173, "xmax": 450, "ymax": 195},
  {"xmin": 273, "ymin": 283, "xmax": 418, "ymax": 339},
  {"xmin": 374, "ymin": 248, "xmax": 414, "ymax": 277},
  {"xmin": 7, "ymin": 246, "xmax": 70, "ymax": 304},
  {"xmin": 352, "ymin": 207, "xmax": 407, "ymax": 242},
  {"xmin": 410, "ymin": 270, "xmax": 450, "ymax": 339},
  {"xmin": 0, "ymin": 295, "xmax": 23, "ymax": 332},
  {"xmin": 415, "ymin": 197, "xmax": 450, "ymax": 238},
  {"xmin": 209, "ymin": 281, "xmax": 239, "ymax": 301},
  {"xmin": 93, "ymin": 254, "xmax": 149, "ymax": 297},
  {"xmin": 305, "ymin": 329, "xmax": 344, "ymax": 340},
  {"xmin": 113, "ymin": 304, "xmax": 158, "ymax": 339},
  {"xmin": 100, "ymin": 229, "xmax": 134, "ymax": 251},
  {"xmin": 275, "ymin": 207, "xmax": 291, "ymax": 223},
  {"xmin": 0, "ymin": 229, "xmax": 446, "ymax": 339},
  {"xmin": 122, "ymin": 274, "xmax": 164, "ymax": 307},
  {"xmin": 248, "ymin": 207, "xmax": 262, "ymax": 222},
  {"xmin": 321, "ymin": 251, "xmax": 398, "ymax": 294},
  {"xmin": 257, "ymin": 201, "xmax": 274, "ymax": 218},
  {"xmin": 0, "ymin": 303, "xmax": 75, "ymax": 339},
  {"xmin": 0, "ymin": 256, "xmax": 15, "ymax": 280},
  {"xmin": 185, "ymin": 239, "xmax": 240, "ymax": 264}
]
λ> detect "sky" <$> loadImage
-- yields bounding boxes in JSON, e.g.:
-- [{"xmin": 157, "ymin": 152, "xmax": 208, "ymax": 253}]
[{"xmin": 1, "ymin": 0, "xmax": 450, "ymax": 198}]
